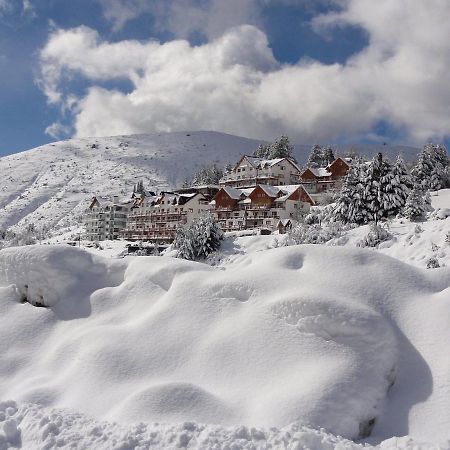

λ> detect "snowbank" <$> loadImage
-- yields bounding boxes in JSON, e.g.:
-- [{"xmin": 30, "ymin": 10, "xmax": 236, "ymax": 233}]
[
  {"xmin": 1, "ymin": 244, "xmax": 449, "ymax": 448},
  {"xmin": 1, "ymin": 401, "xmax": 448, "ymax": 450},
  {"xmin": 0, "ymin": 245, "xmax": 125, "ymax": 307}
]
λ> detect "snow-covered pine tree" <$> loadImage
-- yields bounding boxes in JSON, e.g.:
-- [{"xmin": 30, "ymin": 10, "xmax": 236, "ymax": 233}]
[
  {"xmin": 386, "ymin": 155, "xmax": 412, "ymax": 216},
  {"xmin": 253, "ymin": 143, "xmax": 271, "ymax": 159},
  {"xmin": 322, "ymin": 146, "xmax": 335, "ymax": 166},
  {"xmin": 364, "ymin": 153, "xmax": 393, "ymax": 223},
  {"xmin": 190, "ymin": 164, "xmax": 223, "ymax": 186},
  {"xmin": 268, "ymin": 135, "xmax": 296, "ymax": 161},
  {"xmin": 429, "ymin": 166, "xmax": 442, "ymax": 191},
  {"xmin": 307, "ymin": 144, "xmax": 323, "ymax": 168},
  {"xmin": 403, "ymin": 184, "xmax": 430, "ymax": 221},
  {"xmin": 173, "ymin": 225, "xmax": 196, "ymax": 260},
  {"xmin": 195, "ymin": 214, "xmax": 223, "ymax": 259},
  {"xmin": 334, "ymin": 160, "xmax": 369, "ymax": 224},
  {"xmin": 174, "ymin": 214, "xmax": 223, "ymax": 260},
  {"xmin": 411, "ymin": 143, "xmax": 449, "ymax": 190}
]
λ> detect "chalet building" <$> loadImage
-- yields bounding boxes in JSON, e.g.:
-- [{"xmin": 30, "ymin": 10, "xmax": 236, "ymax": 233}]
[
  {"xmin": 121, "ymin": 191, "xmax": 212, "ymax": 243},
  {"xmin": 84, "ymin": 196, "xmax": 132, "ymax": 241},
  {"xmin": 220, "ymin": 156, "xmax": 302, "ymax": 189},
  {"xmin": 213, "ymin": 184, "xmax": 314, "ymax": 232},
  {"xmin": 301, "ymin": 157, "xmax": 351, "ymax": 194}
]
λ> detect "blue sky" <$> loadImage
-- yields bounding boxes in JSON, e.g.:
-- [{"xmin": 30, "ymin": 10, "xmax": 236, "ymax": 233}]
[{"xmin": 0, "ymin": 0, "xmax": 449, "ymax": 156}]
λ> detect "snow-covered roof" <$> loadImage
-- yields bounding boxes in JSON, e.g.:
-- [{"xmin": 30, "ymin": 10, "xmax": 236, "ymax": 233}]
[
  {"xmin": 245, "ymin": 156, "xmax": 285, "ymax": 169},
  {"xmin": 222, "ymin": 186, "xmax": 243, "ymax": 200},
  {"xmin": 257, "ymin": 185, "xmax": 281, "ymax": 198},
  {"xmin": 309, "ymin": 168, "xmax": 332, "ymax": 177},
  {"xmin": 275, "ymin": 194, "xmax": 290, "ymax": 202}
]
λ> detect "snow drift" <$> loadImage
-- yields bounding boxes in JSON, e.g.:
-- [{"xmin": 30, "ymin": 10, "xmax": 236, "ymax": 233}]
[{"xmin": 0, "ymin": 244, "xmax": 449, "ymax": 447}]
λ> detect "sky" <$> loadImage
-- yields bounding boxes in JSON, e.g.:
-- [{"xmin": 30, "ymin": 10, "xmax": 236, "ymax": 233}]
[{"xmin": 0, "ymin": 0, "xmax": 449, "ymax": 156}]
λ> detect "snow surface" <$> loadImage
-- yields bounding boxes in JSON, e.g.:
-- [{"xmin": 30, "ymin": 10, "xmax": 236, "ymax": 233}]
[{"xmin": 0, "ymin": 242, "xmax": 449, "ymax": 448}]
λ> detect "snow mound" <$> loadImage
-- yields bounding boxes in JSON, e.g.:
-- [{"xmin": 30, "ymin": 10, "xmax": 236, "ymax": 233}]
[
  {"xmin": 0, "ymin": 245, "xmax": 125, "ymax": 307},
  {"xmin": 0, "ymin": 244, "xmax": 449, "ymax": 445}
]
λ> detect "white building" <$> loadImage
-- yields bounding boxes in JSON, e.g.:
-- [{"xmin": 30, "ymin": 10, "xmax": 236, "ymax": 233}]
[
  {"xmin": 121, "ymin": 191, "xmax": 213, "ymax": 243},
  {"xmin": 84, "ymin": 196, "xmax": 132, "ymax": 241},
  {"xmin": 220, "ymin": 156, "xmax": 302, "ymax": 189}
]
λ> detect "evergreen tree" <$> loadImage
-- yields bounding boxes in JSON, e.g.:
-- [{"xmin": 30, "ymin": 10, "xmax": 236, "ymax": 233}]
[
  {"xmin": 334, "ymin": 160, "xmax": 369, "ymax": 224},
  {"xmin": 174, "ymin": 214, "xmax": 223, "ymax": 260},
  {"xmin": 189, "ymin": 164, "xmax": 223, "ymax": 186},
  {"xmin": 403, "ymin": 184, "xmax": 430, "ymax": 221},
  {"xmin": 253, "ymin": 143, "xmax": 271, "ymax": 159},
  {"xmin": 364, "ymin": 153, "xmax": 393, "ymax": 223},
  {"xmin": 411, "ymin": 143, "xmax": 449, "ymax": 190},
  {"xmin": 307, "ymin": 144, "xmax": 323, "ymax": 168},
  {"xmin": 134, "ymin": 180, "xmax": 145, "ymax": 194},
  {"xmin": 268, "ymin": 135, "xmax": 295, "ymax": 160},
  {"xmin": 322, "ymin": 146, "xmax": 336, "ymax": 166},
  {"xmin": 387, "ymin": 155, "xmax": 412, "ymax": 216}
]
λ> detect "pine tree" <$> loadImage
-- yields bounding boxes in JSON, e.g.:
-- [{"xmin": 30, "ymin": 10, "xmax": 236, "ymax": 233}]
[
  {"xmin": 322, "ymin": 146, "xmax": 336, "ymax": 166},
  {"xmin": 253, "ymin": 143, "xmax": 271, "ymax": 159},
  {"xmin": 411, "ymin": 143, "xmax": 449, "ymax": 190},
  {"xmin": 190, "ymin": 164, "xmax": 223, "ymax": 186},
  {"xmin": 364, "ymin": 153, "xmax": 393, "ymax": 223},
  {"xmin": 403, "ymin": 185, "xmax": 423, "ymax": 221},
  {"xmin": 403, "ymin": 184, "xmax": 430, "ymax": 221},
  {"xmin": 386, "ymin": 155, "xmax": 412, "ymax": 216},
  {"xmin": 268, "ymin": 135, "xmax": 295, "ymax": 160},
  {"xmin": 174, "ymin": 214, "xmax": 223, "ymax": 260},
  {"xmin": 307, "ymin": 144, "xmax": 323, "ymax": 168},
  {"xmin": 334, "ymin": 160, "xmax": 369, "ymax": 224}
]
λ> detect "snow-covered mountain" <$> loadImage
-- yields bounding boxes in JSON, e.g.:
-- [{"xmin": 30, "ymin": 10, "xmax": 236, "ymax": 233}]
[
  {"xmin": 0, "ymin": 131, "xmax": 265, "ymax": 234},
  {"xmin": 0, "ymin": 130, "xmax": 418, "ymax": 235}
]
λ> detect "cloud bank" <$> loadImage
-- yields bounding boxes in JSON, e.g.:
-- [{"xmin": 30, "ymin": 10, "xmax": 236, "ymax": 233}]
[{"xmin": 39, "ymin": 0, "xmax": 450, "ymax": 144}]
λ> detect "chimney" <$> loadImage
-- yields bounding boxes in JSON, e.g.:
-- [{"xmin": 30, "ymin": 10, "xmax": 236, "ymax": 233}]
[{"xmin": 113, "ymin": 195, "xmax": 119, "ymax": 204}]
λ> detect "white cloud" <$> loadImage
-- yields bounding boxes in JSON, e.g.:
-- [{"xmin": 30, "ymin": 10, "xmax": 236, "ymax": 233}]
[
  {"xmin": 0, "ymin": 0, "xmax": 12, "ymax": 15},
  {"xmin": 45, "ymin": 122, "xmax": 71, "ymax": 139},
  {"xmin": 39, "ymin": 0, "xmax": 450, "ymax": 144},
  {"xmin": 97, "ymin": 0, "xmax": 263, "ymax": 38}
]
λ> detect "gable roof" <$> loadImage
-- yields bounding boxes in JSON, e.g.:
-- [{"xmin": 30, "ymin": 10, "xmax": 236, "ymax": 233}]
[
  {"xmin": 328, "ymin": 156, "xmax": 351, "ymax": 169},
  {"xmin": 222, "ymin": 186, "xmax": 243, "ymax": 200},
  {"xmin": 257, "ymin": 184, "xmax": 281, "ymax": 198},
  {"xmin": 233, "ymin": 155, "xmax": 301, "ymax": 173}
]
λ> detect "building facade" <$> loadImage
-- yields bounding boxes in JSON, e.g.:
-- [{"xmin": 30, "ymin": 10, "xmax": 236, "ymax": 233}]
[
  {"xmin": 220, "ymin": 156, "xmax": 302, "ymax": 189},
  {"xmin": 121, "ymin": 192, "xmax": 213, "ymax": 243},
  {"xmin": 84, "ymin": 196, "xmax": 131, "ymax": 241},
  {"xmin": 213, "ymin": 184, "xmax": 314, "ymax": 232}
]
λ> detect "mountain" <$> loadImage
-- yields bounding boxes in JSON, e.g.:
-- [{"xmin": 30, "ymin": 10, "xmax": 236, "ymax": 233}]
[{"xmin": 0, "ymin": 130, "xmax": 419, "ymax": 235}]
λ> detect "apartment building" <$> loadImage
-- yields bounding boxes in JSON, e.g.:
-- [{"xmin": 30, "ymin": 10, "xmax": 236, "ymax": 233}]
[
  {"xmin": 84, "ymin": 196, "xmax": 132, "ymax": 241},
  {"xmin": 219, "ymin": 156, "xmax": 302, "ymax": 189},
  {"xmin": 121, "ymin": 191, "xmax": 213, "ymax": 243},
  {"xmin": 213, "ymin": 184, "xmax": 314, "ymax": 232}
]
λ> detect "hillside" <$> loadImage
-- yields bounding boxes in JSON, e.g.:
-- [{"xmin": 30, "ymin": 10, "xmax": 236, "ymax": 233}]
[{"xmin": 0, "ymin": 131, "xmax": 418, "ymax": 236}]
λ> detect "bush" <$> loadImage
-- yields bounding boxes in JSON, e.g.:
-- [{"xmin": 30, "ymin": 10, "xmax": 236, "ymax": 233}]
[
  {"xmin": 285, "ymin": 222, "xmax": 346, "ymax": 246},
  {"xmin": 357, "ymin": 223, "xmax": 393, "ymax": 248},
  {"xmin": 174, "ymin": 214, "xmax": 223, "ymax": 261}
]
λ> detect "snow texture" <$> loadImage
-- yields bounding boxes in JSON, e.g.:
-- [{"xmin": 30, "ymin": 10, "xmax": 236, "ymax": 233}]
[{"xmin": 0, "ymin": 241, "xmax": 449, "ymax": 448}]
